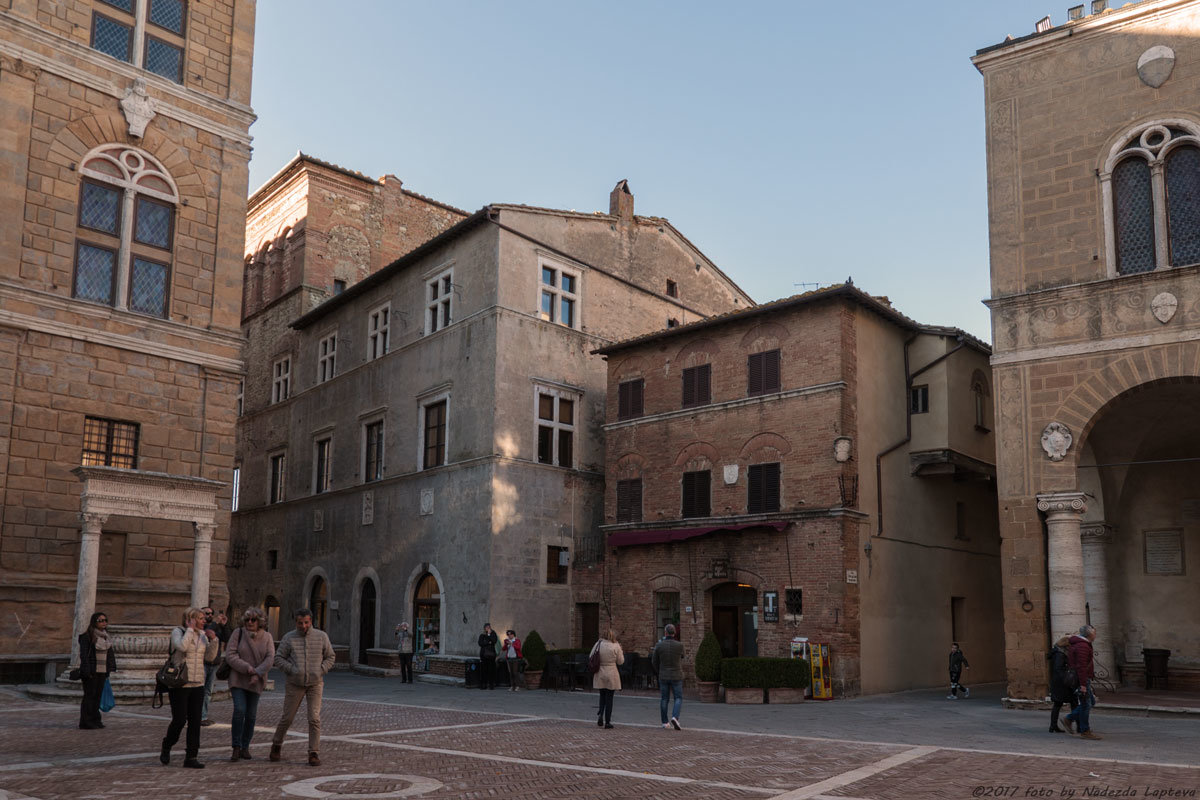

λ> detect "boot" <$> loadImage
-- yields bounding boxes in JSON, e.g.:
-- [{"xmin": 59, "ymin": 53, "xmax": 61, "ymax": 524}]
[
  {"xmin": 159, "ymin": 739, "xmax": 171, "ymax": 766},
  {"xmin": 1080, "ymin": 730, "xmax": 1103, "ymax": 740},
  {"xmin": 230, "ymin": 747, "xmax": 241, "ymax": 762},
  {"xmin": 269, "ymin": 743, "xmax": 282, "ymax": 762},
  {"xmin": 308, "ymin": 751, "xmax": 321, "ymax": 767},
  {"xmin": 182, "ymin": 758, "xmax": 205, "ymax": 769},
  {"xmin": 240, "ymin": 748, "xmax": 252, "ymax": 760}
]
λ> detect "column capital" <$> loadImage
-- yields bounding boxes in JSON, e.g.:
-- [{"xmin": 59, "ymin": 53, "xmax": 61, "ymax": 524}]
[
  {"xmin": 193, "ymin": 521, "xmax": 217, "ymax": 542},
  {"xmin": 78, "ymin": 512, "xmax": 108, "ymax": 533},
  {"xmin": 1081, "ymin": 522, "xmax": 1114, "ymax": 543},
  {"xmin": 1037, "ymin": 491, "xmax": 1087, "ymax": 516}
]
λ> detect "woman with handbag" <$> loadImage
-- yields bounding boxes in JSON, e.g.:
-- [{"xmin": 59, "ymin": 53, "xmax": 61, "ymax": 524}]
[
  {"xmin": 502, "ymin": 630, "xmax": 523, "ymax": 691},
  {"xmin": 77, "ymin": 611, "xmax": 116, "ymax": 729},
  {"xmin": 1047, "ymin": 635, "xmax": 1078, "ymax": 733},
  {"xmin": 223, "ymin": 607, "xmax": 274, "ymax": 761},
  {"xmin": 160, "ymin": 607, "xmax": 217, "ymax": 768},
  {"xmin": 592, "ymin": 628, "xmax": 624, "ymax": 729}
]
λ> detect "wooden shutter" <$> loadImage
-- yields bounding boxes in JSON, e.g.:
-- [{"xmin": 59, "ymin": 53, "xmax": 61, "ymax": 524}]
[
  {"xmin": 748, "ymin": 353, "xmax": 763, "ymax": 396},
  {"xmin": 682, "ymin": 365, "xmax": 710, "ymax": 408},
  {"xmin": 748, "ymin": 351, "xmax": 780, "ymax": 396},
  {"xmin": 682, "ymin": 368, "xmax": 695, "ymax": 407},
  {"xmin": 748, "ymin": 463, "xmax": 781, "ymax": 513},
  {"xmin": 616, "ymin": 478, "xmax": 642, "ymax": 523},
  {"xmin": 618, "ymin": 379, "xmax": 644, "ymax": 419},
  {"xmin": 683, "ymin": 470, "xmax": 710, "ymax": 517}
]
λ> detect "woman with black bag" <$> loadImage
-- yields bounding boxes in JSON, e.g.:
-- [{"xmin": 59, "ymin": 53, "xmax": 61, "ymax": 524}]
[
  {"xmin": 1047, "ymin": 635, "xmax": 1078, "ymax": 733},
  {"xmin": 223, "ymin": 606, "xmax": 274, "ymax": 761},
  {"xmin": 78, "ymin": 611, "xmax": 116, "ymax": 729},
  {"xmin": 160, "ymin": 607, "xmax": 217, "ymax": 768}
]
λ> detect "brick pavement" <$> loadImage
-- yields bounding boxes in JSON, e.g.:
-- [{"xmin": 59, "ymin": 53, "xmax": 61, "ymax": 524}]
[{"xmin": 0, "ymin": 689, "xmax": 1195, "ymax": 800}]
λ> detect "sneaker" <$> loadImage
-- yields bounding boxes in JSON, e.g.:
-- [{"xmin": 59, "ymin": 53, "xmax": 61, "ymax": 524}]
[
  {"xmin": 1063, "ymin": 718, "xmax": 1075, "ymax": 735},
  {"xmin": 269, "ymin": 744, "xmax": 282, "ymax": 762},
  {"xmin": 200, "ymin": 719, "xmax": 215, "ymax": 727},
  {"xmin": 670, "ymin": 717, "xmax": 681, "ymax": 730},
  {"xmin": 663, "ymin": 723, "xmax": 671, "ymax": 729},
  {"xmin": 1080, "ymin": 730, "xmax": 1102, "ymax": 740},
  {"xmin": 963, "ymin": 687, "xmax": 970, "ymax": 698},
  {"xmin": 603, "ymin": 723, "xmax": 614, "ymax": 729},
  {"xmin": 597, "ymin": 718, "xmax": 604, "ymax": 728},
  {"xmin": 308, "ymin": 752, "xmax": 321, "ymax": 767},
  {"xmin": 946, "ymin": 694, "xmax": 957, "ymax": 699}
]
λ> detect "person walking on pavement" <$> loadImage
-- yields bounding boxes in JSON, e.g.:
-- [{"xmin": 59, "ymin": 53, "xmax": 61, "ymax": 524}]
[
  {"xmin": 592, "ymin": 628, "xmax": 624, "ymax": 729},
  {"xmin": 651, "ymin": 623, "xmax": 684, "ymax": 730},
  {"xmin": 947, "ymin": 642, "xmax": 970, "ymax": 699},
  {"xmin": 502, "ymin": 630, "xmax": 523, "ymax": 691},
  {"xmin": 223, "ymin": 607, "xmax": 274, "ymax": 761},
  {"xmin": 478, "ymin": 623, "xmax": 499, "ymax": 690},
  {"xmin": 77, "ymin": 611, "xmax": 116, "ymax": 730},
  {"xmin": 269, "ymin": 608, "xmax": 335, "ymax": 766},
  {"xmin": 1047, "ymin": 635, "xmax": 1078, "ymax": 733},
  {"xmin": 395, "ymin": 622, "xmax": 415, "ymax": 684},
  {"xmin": 1063, "ymin": 625, "xmax": 1101, "ymax": 740},
  {"xmin": 160, "ymin": 607, "xmax": 218, "ymax": 768},
  {"xmin": 200, "ymin": 604, "xmax": 230, "ymax": 726}
]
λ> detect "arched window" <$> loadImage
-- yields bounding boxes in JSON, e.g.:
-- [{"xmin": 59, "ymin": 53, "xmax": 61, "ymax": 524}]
[
  {"xmin": 74, "ymin": 145, "xmax": 178, "ymax": 317},
  {"xmin": 971, "ymin": 371, "xmax": 991, "ymax": 431},
  {"xmin": 1103, "ymin": 122, "xmax": 1200, "ymax": 275}
]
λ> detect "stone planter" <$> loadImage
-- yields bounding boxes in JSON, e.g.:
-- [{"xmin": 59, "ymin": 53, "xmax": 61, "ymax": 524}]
[
  {"xmin": 767, "ymin": 688, "xmax": 805, "ymax": 704},
  {"xmin": 524, "ymin": 669, "xmax": 543, "ymax": 689},
  {"xmin": 697, "ymin": 680, "xmax": 719, "ymax": 703},
  {"xmin": 724, "ymin": 687, "xmax": 764, "ymax": 704}
]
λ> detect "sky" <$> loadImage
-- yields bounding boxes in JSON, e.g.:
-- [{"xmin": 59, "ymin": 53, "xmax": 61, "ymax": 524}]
[{"xmin": 247, "ymin": 1, "xmax": 1075, "ymax": 343}]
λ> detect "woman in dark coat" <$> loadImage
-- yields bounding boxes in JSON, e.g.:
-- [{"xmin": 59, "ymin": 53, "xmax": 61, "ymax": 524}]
[
  {"xmin": 78, "ymin": 611, "xmax": 117, "ymax": 729},
  {"xmin": 1047, "ymin": 635, "xmax": 1077, "ymax": 733}
]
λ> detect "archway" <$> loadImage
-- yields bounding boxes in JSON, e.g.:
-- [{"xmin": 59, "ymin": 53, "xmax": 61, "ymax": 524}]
[
  {"xmin": 310, "ymin": 576, "xmax": 328, "ymax": 632},
  {"xmin": 358, "ymin": 579, "xmax": 377, "ymax": 664},
  {"xmin": 413, "ymin": 573, "xmax": 441, "ymax": 656},
  {"xmin": 710, "ymin": 582, "xmax": 758, "ymax": 658},
  {"xmin": 264, "ymin": 595, "xmax": 281, "ymax": 640}
]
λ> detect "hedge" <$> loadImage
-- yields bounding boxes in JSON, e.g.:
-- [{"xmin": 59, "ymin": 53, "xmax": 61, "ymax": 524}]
[
  {"xmin": 523, "ymin": 630, "xmax": 547, "ymax": 671},
  {"xmin": 694, "ymin": 631, "xmax": 723, "ymax": 682},
  {"xmin": 719, "ymin": 657, "xmax": 811, "ymax": 689}
]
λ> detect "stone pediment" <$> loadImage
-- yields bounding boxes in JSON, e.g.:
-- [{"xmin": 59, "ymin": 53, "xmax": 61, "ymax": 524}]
[{"xmin": 71, "ymin": 466, "xmax": 224, "ymax": 524}]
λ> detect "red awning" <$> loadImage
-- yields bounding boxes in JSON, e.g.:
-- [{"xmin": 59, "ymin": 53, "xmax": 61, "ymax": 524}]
[{"xmin": 607, "ymin": 520, "xmax": 789, "ymax": 547}]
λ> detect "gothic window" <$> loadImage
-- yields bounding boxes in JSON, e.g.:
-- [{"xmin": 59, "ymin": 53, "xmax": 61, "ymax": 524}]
[
  {"xmin": 1104, "ymin": 122, "xmax": 1200, "ymax": 275},
  {"xmin": 73, "ymin": 145, "xmax": 177, "ymax": 317}
]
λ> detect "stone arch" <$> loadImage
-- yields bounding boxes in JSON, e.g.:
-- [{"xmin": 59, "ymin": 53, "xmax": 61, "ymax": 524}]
[
  {"xmin": 738, "ymin": 432, "xmax": 792, "ymax": 462},
  {"xmin": 971, "ymin": 369, "xmax": 990, "ymax": 395},
  {"xmin": 612, "ymin": 354, "xmax": 648, "ymax": 382},
  {"xmin": 673, "ymin": 337, "xmax": 720, "ymax": 369},
  {"xmin": 699, "ymin": 567, "xmax": 765, "ymax": 594},
  {"xmin": 350, "ymin": 566, "xmax": 382, "ymax": 667},
  {"xmin": 740, "ymin": 320, "xmax": 789, "ymax": 351},
  {"xmin": 648, "ymin": 574, "xmax": 683, "ymax": 592},
  {"xmin": 300, "ymin": 566, "xmax": 331, "ymax": 630},
  {"xmin": 673, "ymin": 441, "xmax": 719, "ymax": 469},
  {"xmin": 615, "ymin": 452, "xmax": 646, "ymax": 480},
  {"xmin": 404, "ymin": 562, "xmax": 446, "ymax": 654}
]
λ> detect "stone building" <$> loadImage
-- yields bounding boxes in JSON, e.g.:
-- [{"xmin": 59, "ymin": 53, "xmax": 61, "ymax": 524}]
[
  {"xmin": 973, "ymin": 0, "xmax": 1200, "ymax": 699},
  {"xmin": 0, "ymin": 0, "xmax": 255, "ymax": 674},
  {"xmin": 229, "ymin": 169, "xmax": 752, "ymax": 671},
  {"xmin": 593, "ymin": 284, "xmax": 1004, "ymax": 695}
]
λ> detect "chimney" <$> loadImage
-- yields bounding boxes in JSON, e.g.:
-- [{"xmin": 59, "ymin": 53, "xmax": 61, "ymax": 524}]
[{"xmin": 609, "ymin": 179, "xmax": 633, "ymax": 222}]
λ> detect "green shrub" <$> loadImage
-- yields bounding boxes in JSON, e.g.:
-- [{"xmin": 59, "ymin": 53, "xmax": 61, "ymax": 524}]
[
  {"xmin": 694, "ymin": 631, "xmax": 723, "ymax": 682},
  {"xmin": 719, "ymin": 657, "xmax": 810, "ymax": 689},
  {"xmin": 523, "ymin": 630, "xmax": 547, "ymax": 671}
]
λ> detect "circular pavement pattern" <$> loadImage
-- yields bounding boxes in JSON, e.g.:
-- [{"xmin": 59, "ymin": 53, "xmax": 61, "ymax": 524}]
[{"xmin": 281, "ymin": 773, "xmax": 444, "ymax": 799}]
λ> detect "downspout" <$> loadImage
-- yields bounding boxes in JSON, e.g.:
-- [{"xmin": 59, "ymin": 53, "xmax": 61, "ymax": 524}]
[{"xmin": 874, "ymin": 333, "xmax": 967, "ymax": 536}]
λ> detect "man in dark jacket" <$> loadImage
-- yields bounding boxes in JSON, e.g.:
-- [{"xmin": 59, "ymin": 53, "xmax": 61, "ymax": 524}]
[
  {"xmin": 652, "ymin": 624, "xmax": 685, "ymax": 730},
  {"xmin": 1063, "ymin": 625, "xmax": 1100, "ymax": 739},
  {"xmin": 478, "ymin": 623, "xmax": 499, "ymax": 690},
  {"xmin": 947, "ymin": 642, "xmax": 970, "ymax": 699}
]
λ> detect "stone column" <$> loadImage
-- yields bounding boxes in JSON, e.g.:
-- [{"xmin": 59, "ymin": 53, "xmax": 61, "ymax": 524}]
[
  {"xmin": 1081, "ymin": 523, "xmax": 1114, "ymax": 656},
  {"xmin": 1037, "ymin": 492, "xmax": 1088, "ymax": 640},
  {"xmin": 191, "ymin": 522, "xmax": 216, "ymax": 609},
  {"xmin": 71, "ymin": 512, "xmax": 109, "ymax": 666}
]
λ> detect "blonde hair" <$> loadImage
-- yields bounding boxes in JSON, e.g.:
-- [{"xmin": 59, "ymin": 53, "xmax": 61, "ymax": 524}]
[
  {"xmin": 604, "ymin": 628, "xmax": 618, "ymax": 642},
  {"xmin": 243, "ymin": 606, "xmax": 265, "ymax": 623},
  {"xmin": 181, "ymin": 606, "xmax": 205, "ymax": 626}
]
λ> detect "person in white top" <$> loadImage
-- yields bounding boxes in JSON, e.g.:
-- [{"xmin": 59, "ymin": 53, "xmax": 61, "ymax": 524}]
[{"xmin": 159, "ymin": 607, "xmax": 217, "ymax": 769}]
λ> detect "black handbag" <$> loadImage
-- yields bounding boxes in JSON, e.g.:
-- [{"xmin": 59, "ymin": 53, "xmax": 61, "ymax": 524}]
[
  {"xmin": 156, "ymin": 629, "xmax": 188, "ymax": 690},
  {"xmin": 1063, "ymin": 667, "xmax": 1080, "ymax": 691}
]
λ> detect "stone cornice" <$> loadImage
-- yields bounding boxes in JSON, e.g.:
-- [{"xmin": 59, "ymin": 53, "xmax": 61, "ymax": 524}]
[
  {"xmin": 0, "ymin": 12, "xmax": 254, "ymax": 145},
  {"xmin": 603, "ymin": 381, "xmax": 847, "ymax": 432},
  {"xmin": 73, "ymin": 466, "xmax": 224, "ymax": 525}
]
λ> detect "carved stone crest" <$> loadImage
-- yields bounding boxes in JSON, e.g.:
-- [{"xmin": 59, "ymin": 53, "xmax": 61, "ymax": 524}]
[
  {"xmin": 1137, "ymin": 46, "xmax": 1175, "ymax": 89},
  {"xmin": 1151, "ymin": 292, "xmax": 1178, "ymax": 324},
  {"xmin": 723, "ymin": 464, "xmax": 739, "ymax": 485},
  {"xmin": 119, "ymin": 79, "xmax": 157, "ymax": 138},
  {"xmin": 1040, "ymin": 422, "xmax": 1073, "ymax": 462},
  {"xmin": 419, "ymin": 488, "xmax": 434, "ymax": 516}
]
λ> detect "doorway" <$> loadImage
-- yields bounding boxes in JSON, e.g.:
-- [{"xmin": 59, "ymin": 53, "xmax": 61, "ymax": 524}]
[
  {"xmin": 413, "ymin": 573, "xmax": 441, "ymax": 656},
  {"xmin": 309, "ymin": 577, "xmax": 328, "ymax": 631},
  {"xmin": 264, "ymin": 596, "xmax": 281, "ymax": 640},
  {"xmin": 578, "ymin": 603, "xmax": 599, "ymax": 648},
  {"xmin": 711, "ymin": 582, "xmax": 758, "ymax": 658},
  {"xmin": 358, "ymin": 579, "xmax": 377, "ymax": 664}
]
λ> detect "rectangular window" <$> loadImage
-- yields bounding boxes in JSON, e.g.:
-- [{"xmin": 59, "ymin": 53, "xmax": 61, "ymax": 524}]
[
  {"xmin": 951, "ymin": 596, "xmax": 965, "ymax": 641},
  {"xmin": 535, "ymin": 389, "xmax": 575, "ymax": 468},
  {"xmin": 79, "ymin": 180, "xmax": 121, "ymax": 235},
  {"xmin": 143, "ymin": 35, "xmax": 183, "ymax": 82},
  {"xmin": 681, "ymin": 470, "xmax": 711, "ymax": 518},
  {"xmin": 231, "ymin": 466, "xmax": 240, "ymax": 512},
  {"xmin": 317, "ymin": 333, "xmax": 337, "ymax": 383},
  {"xmin": 616, "ymin": 478, "xmax": 642, "ymax": 523},
  {"xmin": 748, "ymin": 349, "xmax": 781, "ymax": 397},
  {"xmin": 655, "ymin": 591, "xmax": 680, "ymax": 638},
  {"xmin": 314, "ymin": 437, "xmax": 331, "ymax": 494},
  {"xmin": 129, "ymin": 257, "xmax": 169, "ymax": 317},
  {"xmin": 666, "ymin": 280, "xmax": 678, "ymax": 298},
  {"xmin": 74, "ymin": 242, "xmax": 118, "ymax": 306},
  {"xmin": 910, "ymin": 385, "xmax": 929, "ymax": 414},
  {"xmin": 617, "ymin": 379, "xmax": 644, "ymax": 420},
  {"xmin": 422, "ymin": 400, "xmax": 447, "ymax": 470},
  {"xmin": 235, "ymin": 380, "xmax": 244, "ymax": 417},
  {"xmin": 955, "ymin": 501, "xmax": 968, "ymax": 540},
  {"xmin": 333, "ymin": 279, "xmax": 346, "ymax": 295},
  {"xmin": 368, "ymin": 303, "xmax": 390, "ymax": 360},
  {"xmin": 426, "ymin": 269, "xmax": 453, "ymax": 334},
  {"xmin": 748, "ymin": 462, "xmax": 781, "ymax": 514},
  {"xmin": 82, "ymin": 416, "xmax": 139, "ymax": 468},
  {"xmin": 539, "ymin": 262, "xmax": 580, "ymax": 328},
  {"xmin": 268, "ymin": 452, "xmax": 286, "ymax": 504},
  {"xmin": 148, "ymin": 0, "xmax": 186, "ymax": 34},
  {"xmin": 91, "ymin": 13, "xmax": 133, "ymax": 62},
  {"xmin": 681, "ymin": 364, "xmax": 712, "ymax": 408},
  {"xmin": 271, "ymin": 357, "xmax": 291, "ymax": 404},
  {"xmin": 363, "ymin": 421, "xmax": 384, "ymax": 483},
  {"xmin": 785, "ymin": 588, "xmax": 803, "ymax": 616},
  {"xmin": 546, "ymin": 545, "xmax": 569, "ymax": 584},
  {"xmin": 268, "ymin": 549, "xmax": 278, "ymax": 570},
  {"xmin": 134, "ymin": 195, "xmax": 173, "ymax": 249}
]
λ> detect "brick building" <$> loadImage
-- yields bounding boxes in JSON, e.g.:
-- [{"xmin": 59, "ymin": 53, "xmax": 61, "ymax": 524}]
[
  {"xmin": 229, "ymin": 170, "xmax": 752, "ymax": 671},
  {"xmin": 0, "ymin": 0, "xmax": 255, "ymax": 671},
  {"xmin": 593, "ymin": 284, "xmax": 1004, "ymax": 695},
  {"xmin": 973, "ymin": 0, "xmax": 1200, "ymax": 699}
]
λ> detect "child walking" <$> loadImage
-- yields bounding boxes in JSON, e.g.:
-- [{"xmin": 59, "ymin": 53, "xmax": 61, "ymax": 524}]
[{"xmin": 947, "ymin": 642, "xmax": 970, "ymax": 699}]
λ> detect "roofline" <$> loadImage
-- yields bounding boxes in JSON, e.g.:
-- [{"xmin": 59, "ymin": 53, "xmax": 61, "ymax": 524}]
[{"xmin": 593, "ymin": 284, "xmax": 990, "ymax": 356}]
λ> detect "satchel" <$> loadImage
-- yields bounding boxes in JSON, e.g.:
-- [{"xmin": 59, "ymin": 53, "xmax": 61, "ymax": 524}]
[
  {"xmin": 587, "ymin": 641, "xmax": 602, "ymax": 675},
  {"xmin": 155, "ymin": 628, "xmax": 188, "ymax": 690}
]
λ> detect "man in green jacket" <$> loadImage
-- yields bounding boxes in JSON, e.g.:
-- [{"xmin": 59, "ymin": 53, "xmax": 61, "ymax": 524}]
[
  {"xmin": 269, "ymin": 608, "xmax": 335, "ymax": 766},
  {"xmin": 652, "ymin": 624, "xmax": 685, "ymax": 730}
]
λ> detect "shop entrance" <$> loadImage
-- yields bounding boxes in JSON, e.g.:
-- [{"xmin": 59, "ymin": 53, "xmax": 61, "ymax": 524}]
[
  {"xmin": 413, "ymin": 573, "xmax": 441, "ymax": 659},
  {"xmin": 711, "ymin": 582, "xmax": 758, "ymax": 658}
]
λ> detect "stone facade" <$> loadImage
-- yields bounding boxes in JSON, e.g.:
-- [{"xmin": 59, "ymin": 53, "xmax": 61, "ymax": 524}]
[
  {"xmin": 0, "ymin": 0, "xmax": 255, "ymax": 663},
  {"xmin": 973, "ymin": 0, "xmax": 1200, "ymax": 699},
  {"xmin": 229, "ymin": 172, "xmax": 753, "ymax": 664},
  {"xmin": 593, "ymin": 285, "xmax": 1005, "ymax": 695}
]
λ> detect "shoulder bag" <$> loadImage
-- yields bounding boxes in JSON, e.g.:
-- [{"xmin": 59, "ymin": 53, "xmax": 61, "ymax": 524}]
[
  {"xmin": 587, "ymin": 640, "xmax": 602, "ymax": 675},
  {"xmin": 155, "ymin": 628, "xmax": 189, "ymax": 690},
  {"xmin": 215, "ymin": 627, "xmax": 239, "ymax": 681}
]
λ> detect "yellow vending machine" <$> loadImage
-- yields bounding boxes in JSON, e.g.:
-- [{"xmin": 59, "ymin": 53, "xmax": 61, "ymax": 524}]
[{"xmin": 791, "ymin": 637, "xmax": 833, "ymax": 700}]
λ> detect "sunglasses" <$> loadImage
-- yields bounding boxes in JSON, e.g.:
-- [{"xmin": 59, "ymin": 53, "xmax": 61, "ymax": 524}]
[{"xmin": 96, "ymin": 618, "xmax": 108, "ymax": 623}]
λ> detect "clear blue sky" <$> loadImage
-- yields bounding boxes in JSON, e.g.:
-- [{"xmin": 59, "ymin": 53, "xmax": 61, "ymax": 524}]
[{"xmin": 248, "ymin": 1, "xmax": 1068, "ymax": 343}]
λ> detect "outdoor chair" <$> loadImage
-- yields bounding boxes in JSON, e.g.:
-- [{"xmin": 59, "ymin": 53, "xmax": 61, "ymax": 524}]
[
  {"xmin": 634, "ymin": 655, "xmax": 657, "ymax": 690},
  {"xmin": 544, "ymin": 654, "xmax": 571, "ymax": 692},
  {"xmin": 618, "ymin": 651, "xmax": 637, "ymax": 687}
]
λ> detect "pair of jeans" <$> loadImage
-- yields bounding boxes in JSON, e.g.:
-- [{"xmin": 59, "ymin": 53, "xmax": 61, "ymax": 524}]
[
  {"xmin": 480, "ymin": 657, "xmax": 496, "ymax": 689},
  {"xmin": 201, "ymin": 661, "xmax": 216, "ymax": 720},
  {"xmin": 660, "ymin": 679, "xmax": 683, "ymax": 725},
  {"xmin": 1050, "ymin": 695, "xmax": 1078, "ymax": 730},
  {"xmin": 272, "ymin": 682, "xmax": 324, "ymax": 755},
  {"xmin": 398, "ymin": 653, "xmax": 413, "ymax": 683},
  {"xmin": 1065, "ymin": 684, "xmax": 1094, "ymax": 732},
  {"xmin": 506, "ymin": 658, "xmax": 522, "ymax": 689},
  {"xmin": 230, "ymin": 687, "xmax": 261, "ymax": 749},
  {"xmin": 79, "ymin": 673, "xmax": 106, "ymax": 728},
  {"xmin": 597, "ymin": 688, "xmax": 615, "ymax": 724},
  {"xmin": 163, "ymin": 685, "xmax": 204, "ymax": 760}
]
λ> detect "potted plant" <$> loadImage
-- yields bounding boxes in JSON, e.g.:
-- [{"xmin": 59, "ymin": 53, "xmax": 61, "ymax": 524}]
[
  {"xmin": 721, "ymin": 657, "xmax": 765, "ymax": 704},
  {"xmin": 765, "ymin": 657, "xmax": 810, "ymax": 704},
  {"xmin": 694, "ymin": 631, "xmax": 722, "ymax": 702},
  {"xmin": 522, "ymin": 630, "xmax": 546, "ymax": 689}
]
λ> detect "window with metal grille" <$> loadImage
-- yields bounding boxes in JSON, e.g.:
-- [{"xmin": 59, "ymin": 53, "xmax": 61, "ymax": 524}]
[
  {"xmin": 90, "ymin": 0, "xmax": 186, "ymax": 83},
  {"xmin": 681, "ymin": 470, "xmax": 711, "ymax": 518},
  {"xmin": 1166, "ymin": 145, "xmax": 1200, "ymax": 266},
  {"xmin": 271, "ymin": 357, "xmax": 290, "ymax": 404},
  {"xmin": 314, "ymin": 438, "xmax": 331, "ymax": 494},
  {"xmin": 368, "ymin": 303, "xmax": 390, "ymax": 360},
  {"xmin": 539, "ymin": 262, "xmax": 580, "ymax": 328},
  {"xmin": 747, "ymin": 463, "xmax": 780, "ymax": 514},
  {"xmin": 363, "ymin": 421, "xmax": 383, "ymax": 482},
  {"xmin": 536, "ymin": 389, "xmax": 575, "ymax": 468},
  {"xmin": 422, "ymin": 400, "xmax": 447, "ymax": 469},
  {"xmin": 546, "ymin": 545, "xmax": 569, "ymax": 584},
  {"xmin": 785, "ymin": 589, "xmax": 803, "ymax": 616},
  {"xmin": 616, "ymin": 478, "xmax": 642, "ymax": 523},
  {"xmin": 617, "ymin": 379, "xmax": 644, "ymax": 420},
  {"xmin": 73, "ymin": 147, "xmax": 176, "ymax": 317},
  {"xmin": 82, "ymin": 416, "xmax": 139, "ymax": 468},
  {"xmin": 91, "ymin": 13, "xmax": 132, "ymax": 62},
  {"xmin": 317, "ymin": 333, "xmax": 336, "ymax": 383},
  {"xmin": 268, "ymin": 452, "xmax": 286, "ymax": 504},
  {"xmin": 681, "ymin": 364, "xmax": 711, "ymax": 408},
  {"xmin": 426, "ymin": 269, "xmax": 453, "ymax": 334},
  {"xmin": 747, "ymin": 349, "xmax": 781, "ymax": 396},
  {"xmin": 909, "ymin": 385, "xmax": 929, "ymax": 414}
]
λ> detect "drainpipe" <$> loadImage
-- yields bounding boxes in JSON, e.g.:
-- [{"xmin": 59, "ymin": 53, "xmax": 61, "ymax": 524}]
[{"xmin": 874, "ymin": 333, "xmax": 967, "ymax": 536}]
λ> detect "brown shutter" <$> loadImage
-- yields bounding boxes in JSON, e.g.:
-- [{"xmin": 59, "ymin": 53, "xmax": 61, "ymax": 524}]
[
  {"xmin": 764, "ymin": 350, "xmax": 781, "ymax": 394},
  {"xmin": 682, "ymin": 368, "xmax": 695, "ymax": 407},
  {"xmin": 698, "ymin": 364, "xmax": 711, "ymax": 404},
  {"xmin": 632, "ymin": 379, "xmax": 644, "ymax": 417},
  {"xmin": 618, "ymin": 382, "xmax": 631, "ymax": 419},
  {"xmin": 697, "ymin": 470, "xmax": 710, "ymax": 516},
  {"xmin": 747, "ymin": 353, "xmax": 763, "ymax": 396}
]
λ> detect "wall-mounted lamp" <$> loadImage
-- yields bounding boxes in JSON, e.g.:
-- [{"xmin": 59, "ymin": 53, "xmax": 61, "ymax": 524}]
[{"xmin": 863, "ymin": 541, "xmax": 872, "ymax": 554}]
